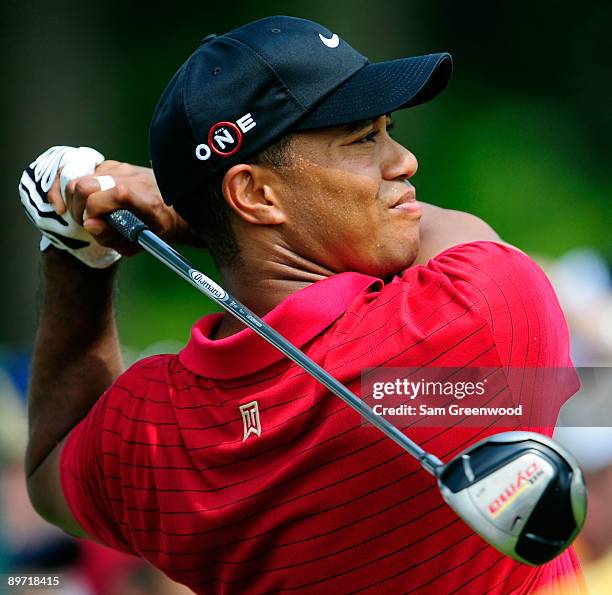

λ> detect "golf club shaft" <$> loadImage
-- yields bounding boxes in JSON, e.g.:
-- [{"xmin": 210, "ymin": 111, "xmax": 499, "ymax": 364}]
[{"xmin": 107, "ymin": 210, "xmax": 443, "ymax": 475}]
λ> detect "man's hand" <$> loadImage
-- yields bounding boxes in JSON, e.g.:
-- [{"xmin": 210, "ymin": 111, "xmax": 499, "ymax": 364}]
[
  {"xmin": 19, "ymin": 146, "xmax": 122, "ymax": 268},
  {"xmin": 47, "ymin": 161, "xmax": 201, "ymax": 256}
]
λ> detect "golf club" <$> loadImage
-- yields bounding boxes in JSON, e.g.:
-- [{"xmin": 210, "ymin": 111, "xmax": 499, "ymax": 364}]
[{"xmin": 106, "ymin": 209, "xmax": 587, "ymax": 566}]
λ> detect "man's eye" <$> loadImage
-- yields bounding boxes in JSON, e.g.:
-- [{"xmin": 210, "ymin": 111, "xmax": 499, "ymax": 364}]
[
  {"xmin": 354, "ymin": 122, "xmax": 394, "ymax": 144},
  {"xmin": 355, "ymin": 130, "xmax": 378, "ymax": 143}
]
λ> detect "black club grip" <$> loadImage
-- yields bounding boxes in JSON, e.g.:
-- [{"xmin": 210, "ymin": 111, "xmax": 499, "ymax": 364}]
[{"xmin": 106, "ymin": 210, "xmax": 149, "ymax": 243}]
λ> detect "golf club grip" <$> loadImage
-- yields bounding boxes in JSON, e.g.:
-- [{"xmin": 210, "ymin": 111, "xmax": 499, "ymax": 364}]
[{"xmin": 106, "ymin": 209, "xmax": 149, "ymax": 243}]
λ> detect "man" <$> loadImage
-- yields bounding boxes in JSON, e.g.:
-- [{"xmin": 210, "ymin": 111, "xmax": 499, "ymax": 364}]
[{"xmin": 21, "ymin": 16, "xmax": 585, "ymax": 593}]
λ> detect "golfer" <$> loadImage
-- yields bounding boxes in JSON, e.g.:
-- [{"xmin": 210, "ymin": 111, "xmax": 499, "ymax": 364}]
[{"xmin": 20, "ymin": 16, "xmax": 585, "ymax": 593}]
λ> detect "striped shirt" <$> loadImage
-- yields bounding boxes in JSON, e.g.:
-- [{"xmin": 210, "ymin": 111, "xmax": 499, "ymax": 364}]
[{"xmin": 61, "ymin": 241, "xmax": 585, "ymax": 593}]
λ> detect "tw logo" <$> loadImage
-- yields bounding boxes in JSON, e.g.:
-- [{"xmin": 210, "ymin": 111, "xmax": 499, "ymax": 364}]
[
  {"xmin": 239, "ymin": 401, "xmax": 261, "ymax": 442},
  {"xmin": 195, "ymin": 113, "xmax": 256, "ymax": 161}
]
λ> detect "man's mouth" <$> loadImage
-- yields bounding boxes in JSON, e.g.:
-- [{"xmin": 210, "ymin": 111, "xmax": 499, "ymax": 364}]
[{"xmin": 390, "ymin": 184, "xmax": 421, "ymax": 214}]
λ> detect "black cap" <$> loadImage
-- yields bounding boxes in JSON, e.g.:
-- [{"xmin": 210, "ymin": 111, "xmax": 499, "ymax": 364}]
[{"xmin": 150, "ymin": 16, "xmax": 452, "ymax": 209}]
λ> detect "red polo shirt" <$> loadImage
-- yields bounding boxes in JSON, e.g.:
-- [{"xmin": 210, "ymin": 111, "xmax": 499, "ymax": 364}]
[{"xmin": 61, "ymin": 241, "xmax": 584, "ymax": 594}]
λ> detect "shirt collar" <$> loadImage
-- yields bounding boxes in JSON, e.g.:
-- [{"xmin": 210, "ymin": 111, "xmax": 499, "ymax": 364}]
[{"xmin": 180, "ymin": 271, "xmax": 383, "ymax": 379}]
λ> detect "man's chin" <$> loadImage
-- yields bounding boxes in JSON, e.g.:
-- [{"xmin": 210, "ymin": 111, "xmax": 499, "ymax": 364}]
[
  {"xmin": 358, "ymin": 245, "xmax": 420, "ymax": 280},
  {"xmin": 389, "ymin": 241, "xmax": 421, "ymax": 275}
]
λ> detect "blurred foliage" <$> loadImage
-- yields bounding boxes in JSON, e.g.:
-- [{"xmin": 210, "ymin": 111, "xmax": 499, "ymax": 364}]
[{"xmin": 3, "ymin": 0, "xmax": 610, "ymax": 350}]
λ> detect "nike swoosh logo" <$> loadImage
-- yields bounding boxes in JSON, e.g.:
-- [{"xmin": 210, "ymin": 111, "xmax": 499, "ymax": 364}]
[{"xmin": 319, "ymin": 33, "xmax": 340, "ymax": 48}]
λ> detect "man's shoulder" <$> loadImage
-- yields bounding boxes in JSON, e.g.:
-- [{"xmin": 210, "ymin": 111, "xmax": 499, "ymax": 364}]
[
  {"xmin": 405, "ymin": 239, "xmax": 549, "ymax": 295},
  {"xmin": 328, "ymin": 239, "xmax": 567, "ymax": 368},
  {"xmin": 335, "ymin": 241, "xmax": 549, "ymax": 327},
  {"xmin": 424, "ymin": 239, "xmax": 530, "ymax": 269},
  {"xmin": 425, "ymin": 240, "xmax": 555, "ymax": 299},
  {"xmin": 103, "ymin": 352, "xmax": 194, "ymax": 409},
  {"xmin": 339, "ymin": 241, "xmax": 523, "ymax": 319},
  {"xmin": 117, "ymin": 352, "xmax": 183, "ymax": 384},
  {"xmin": 332, "ymin": 246, "xmax": 491, "ymax": 355}
]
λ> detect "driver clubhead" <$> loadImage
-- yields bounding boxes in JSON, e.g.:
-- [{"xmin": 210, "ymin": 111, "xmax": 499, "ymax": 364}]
[{"xmin": 436, "ymin": 431, "xmax": 587, "ymax": 565}]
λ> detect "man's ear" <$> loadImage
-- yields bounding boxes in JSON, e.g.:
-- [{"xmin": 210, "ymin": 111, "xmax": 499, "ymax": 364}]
[{"xmin": 222, "ymin": 164, "xmax": 285, "ymax": 225}]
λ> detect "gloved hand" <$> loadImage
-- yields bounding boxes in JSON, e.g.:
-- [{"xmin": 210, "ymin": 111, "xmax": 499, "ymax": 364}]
[{"xmin": 18, "ymin": 146, "xmax": 122, "ymax": 269}]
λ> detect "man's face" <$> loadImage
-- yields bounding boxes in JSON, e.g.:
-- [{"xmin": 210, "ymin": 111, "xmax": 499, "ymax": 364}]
[{"xmin": 272, "ymin": 115, "xmax": 421, "ymax": 278}]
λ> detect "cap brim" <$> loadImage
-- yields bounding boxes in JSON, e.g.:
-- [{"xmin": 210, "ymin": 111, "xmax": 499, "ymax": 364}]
[{"xmin": 294, "ymin": 52, "xmax": 452, "ymax": 130}]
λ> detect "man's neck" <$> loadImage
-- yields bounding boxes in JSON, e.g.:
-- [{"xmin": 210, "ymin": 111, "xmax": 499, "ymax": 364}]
[{"xmin": 212, "ymin": 243, "xmax": 336, "ymax": 340}]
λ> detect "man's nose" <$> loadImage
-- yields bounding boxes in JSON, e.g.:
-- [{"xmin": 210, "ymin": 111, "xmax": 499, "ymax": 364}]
[{"xmin": 382, "ymin": 140, "xmax": 418, "ymax": 181}]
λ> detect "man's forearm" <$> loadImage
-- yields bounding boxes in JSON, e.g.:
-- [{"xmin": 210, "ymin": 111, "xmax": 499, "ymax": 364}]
[{"xmin": 25, "ymin": 247, "xmax": 124, "ymax": 478}]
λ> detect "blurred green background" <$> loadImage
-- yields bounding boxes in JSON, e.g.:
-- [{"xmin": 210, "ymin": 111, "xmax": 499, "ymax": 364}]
[{"xmin": 2, "ymin": 0, "xmax": 610, "ymax": 352}]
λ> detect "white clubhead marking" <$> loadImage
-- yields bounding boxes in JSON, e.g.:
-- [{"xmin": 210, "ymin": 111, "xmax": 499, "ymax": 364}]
[{"xmin": 319, "ymin": 33, "xmax": 340, "ymax": 48}]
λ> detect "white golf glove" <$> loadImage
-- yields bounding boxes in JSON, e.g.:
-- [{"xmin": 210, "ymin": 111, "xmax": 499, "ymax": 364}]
[{"xmin": 18, "ymin": 145, "xmax": 122, "ymax": 269}]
